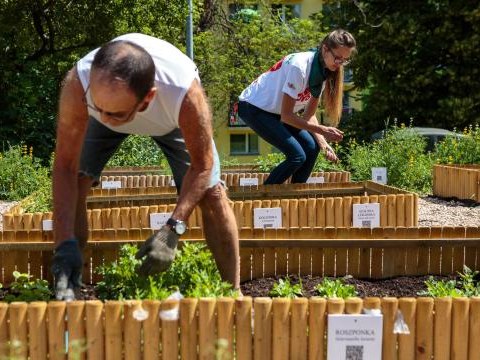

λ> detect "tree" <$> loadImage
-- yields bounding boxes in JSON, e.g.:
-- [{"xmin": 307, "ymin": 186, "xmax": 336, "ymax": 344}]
[
  {"xmin": 322, "ymin": 0, "xmax": 480, "ymax": 139},
  {"xmin": 0, "ymin": 0, "xmax": 194, "ymax": 160},
  {"xmin": 195, "ymin": 5, "xmax": 326, "ymax": 133}
]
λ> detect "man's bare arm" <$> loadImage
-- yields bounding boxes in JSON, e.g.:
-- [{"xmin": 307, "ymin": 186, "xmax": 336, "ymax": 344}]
[
  {"xmin": 53, "ymin": 67, "xmax": 89, "ymax": 245},
  {"xmin": 171, "ymin": 79, "xmax": 214, "ymax": 221}
]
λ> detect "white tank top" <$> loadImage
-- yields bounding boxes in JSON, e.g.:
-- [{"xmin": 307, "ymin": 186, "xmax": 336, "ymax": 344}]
[{"xmin": 77, "ymin": 33, "xmax": 199, "ymax": 136}]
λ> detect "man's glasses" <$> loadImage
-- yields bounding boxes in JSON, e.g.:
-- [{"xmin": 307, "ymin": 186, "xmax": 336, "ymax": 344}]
[
  {"xmin": 82, "ymin": 85, "xmax": 142, "ymax": 123},
  {"xmin": 327, "ymin": 47, "xmax": 351, "ymax": 66}
]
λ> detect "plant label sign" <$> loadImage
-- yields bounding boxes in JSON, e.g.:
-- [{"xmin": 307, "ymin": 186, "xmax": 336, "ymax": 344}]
[
  {"xmin": 169, "ymin": 179, "xmax": 176, "ymax": 187},
  {"xmin": 239, "ymin": 177, "xmax": 259, "ymax": 186},
  {"xmin": 306, "ymin": 176, "xmax": 325, "ymax": 184},
  {"xmin": 371, "ymin": 167, "xmax": 387, "ymax": 184},
  {"xmin": 42, "ymin": 219, "xmax": 53, "ymax": 231},
  {"xmin": 101, "ymin": 180, "xmax": 122, "ymax": 189},
  {"xmin": 352, "ymin": 203, "xmax": 380, "ymax": 228},
  {"xmin": 150, "ymin": 212, "xmax": 172, "ymax": 230},
  {"xmin": 327, "ymin": 314, "xmax": 383, "ymax": 360},
  {"xmin": 253, "ymin": 207, "xmax": 282, "ymax": 229}
]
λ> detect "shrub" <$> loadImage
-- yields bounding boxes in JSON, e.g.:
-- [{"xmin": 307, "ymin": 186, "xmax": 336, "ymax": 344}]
[
  {"xmin": 434, "ymin": 124, "xmax": 480, "ymax": 164},
  {"xmin": 0, "ymin": 144, "xmax": 51, "ymax": 201},
  {"xmin": 106, "ymin": 135, "xmax": 169, "ymax": 169},
  {"xmin": 346, "ymin": 125, "xmax": 434, "ymax": 193},
  {"xmin": 269, "ymin": 277, "xmax": 303, "ymax": 298},
  {"xmin": 315, "ymin": 276, "xmax": 358, "ymax": 298}
]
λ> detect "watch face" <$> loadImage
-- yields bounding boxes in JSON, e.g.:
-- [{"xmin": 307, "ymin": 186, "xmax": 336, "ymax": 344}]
[{"xmin": 175, "ymin": 221, "xmax": 187, "ymax": 235}]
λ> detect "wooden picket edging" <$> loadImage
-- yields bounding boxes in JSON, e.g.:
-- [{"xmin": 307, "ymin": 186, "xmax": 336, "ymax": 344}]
[
  {"xmin": 101, "ymin": 163, "xmax": 260, "ymax": 176},
  {"xmin": 96, "ymin": 171, "xmax": 350, "ymax": 189},
  {"xmin": 1, "ymin": 226, "xmax": 479, "ymax": 285},
  {"xmin": 0, "ymin": 296, "xmax": 480, "ymax": 359},
  {"xmin": 3, "ymin": 187, "xmax": 419, "ymax": 231},
  {"xmin": 433, "ymin": 164, "xmax": 480, "ymax": 202}
]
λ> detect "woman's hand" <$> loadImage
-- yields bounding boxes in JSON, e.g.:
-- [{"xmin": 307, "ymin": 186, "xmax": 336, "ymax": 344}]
[
  {"xmin": 315, "ymin": 135, "xmax": 339, "ymax": 163},
  {"xmin": 320, "ymin": 125, "xmax": 344, "ymax": 142}
]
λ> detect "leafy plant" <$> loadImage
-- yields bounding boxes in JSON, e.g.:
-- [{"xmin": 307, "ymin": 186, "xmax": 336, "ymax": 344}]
[
  {"xmin": 315, "ymin": 276, "xmax": 357, "ymax": 299},
  {"xmin": 106, "ymin": 135, "xmax": 169, "ymax": 169},
  {"xmin": 417, "ymin": 277, "xmax": 463, "ymax": 298},
  {"xmin": 0, "ymin": 144, "xmax": 51, "ymax": 201},
  {"xmin": 4, "ymin": 271, "xmax": 52, "ymax": 303},
  {"xmin": 434, "ymin": 125, "xmax": 480, "ymax": 164},
  {"xmin": 269, "ymin": 277, "xmax": 303, "ymax": 298},
  {"xmin": 418, "ymin": 266, "xmax": 480, "ymax": 297},
  {"xmin": 346, "ymin": 123, "xmax": 434, "ymax": 193},
  {"xmin": 96, "ymin": 242, "xmax": 236, "ymax": 300}
]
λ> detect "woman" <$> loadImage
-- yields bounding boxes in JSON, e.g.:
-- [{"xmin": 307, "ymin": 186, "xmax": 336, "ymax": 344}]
[{"xmin": 238, "ymin": 29, "xmax": 356, "ymax": 184}]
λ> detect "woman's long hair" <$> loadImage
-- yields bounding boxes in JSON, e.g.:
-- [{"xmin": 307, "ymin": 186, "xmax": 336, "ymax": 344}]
[{"xmin": 321, "ymin": 30, "xmax": 356, "ymax": 126}]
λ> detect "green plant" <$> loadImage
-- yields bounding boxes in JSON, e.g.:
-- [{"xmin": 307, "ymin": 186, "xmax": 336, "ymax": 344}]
[
  {"xmin": 269, "ymin": 277, "xmax": 303, "ymax": 298},
  {"xmin": 0, "ymin": 144, "xmax": 51, "ymax": 201},
  {"xmin": 418, "ymin": 266, "xmax": 480, "ymax": 297},
  {"xmin": 417, "ymin": 277, "xmax": 463, "ymax": 297},
  {"xmin": 458, "ymin": 266, "xmax": 480, "ymax": 297},
  {"xmin": 434, "ymin": 125, "xmax": 480, "ymax": 164},
  {"xmin": 315, "ymin": 276, "xmax": 357, "ymax": 298},
  {"xmin": 254, "ymin": 153, "xmax": 285, "ymax": 172},
  {"xmin": 346, "ymin": 123, "xmax": 434, "ymax": 194},
  {"xmin": 96, "ymin": 242, "xmax": 236, "ymax": 300},
  {"xmin": 106, "ymin": 135, "xmax": 169, "ymax": 169},
  {"xmin": 4, "ymin": 271, "xmax": 52, "ymax": 303}
]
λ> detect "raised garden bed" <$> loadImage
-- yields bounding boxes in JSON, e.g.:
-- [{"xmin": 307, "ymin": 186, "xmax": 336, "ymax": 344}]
[
  {"xmin": 433, "ymin": 164, "xmax": 480, "ymax": 202},
  {"xmin": 3, "ymin": 181, "xmax": 418, "ymax": 231}
]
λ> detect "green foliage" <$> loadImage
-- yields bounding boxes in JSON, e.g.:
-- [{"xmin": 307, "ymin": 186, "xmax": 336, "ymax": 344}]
[
  {"xmin": 4, "ymin": 271, "xmax": 52, "ymax": 303},
  {"xmin": 433, "ymin": 125, "xmax": 480, "ymax": 164},
  {"xmin": 253, "ymin": 153, "xmax": 286, "ymax": 172},
  {"xmin": 0, "ymin": 144, "xmax": 51, "ymax": 201},
  {"xmin": 418, "ymin": 266, "xmax": 480, "ymax": 297},
  {"xmin": 325, "ymin": 0, "xmax": 480, "ymax": 138},
  {"xmin": 106, "ymin": 135, "xmax": 169, "ymax": 169},
  {"xmin": 269, "ymin": 277, "xmax": 303, "ymax": 298},
  {"xmin": 315, "ymin": 277, "xmax": 358, "ymax": 299},
  {"xmin": 0, "ymin": 0, "xmax": 202, "ymax": 162},
  {"xmin": 195, "ymin": 12, "xmax": 325, "ymax": 132},
  {"xmin": 346, "ymin": 124, "xmax": 434, "ymax": 193},
  {"xmin": 96, "ymin": 242, "xmax": 236, "ymax": 300}
]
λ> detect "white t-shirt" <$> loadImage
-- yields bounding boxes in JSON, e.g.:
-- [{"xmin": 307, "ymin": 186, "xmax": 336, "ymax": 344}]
[
  {"xmin": 77, "ymin": 33, "xmax": 199, "ymax": 136},
  {"xmin": 239, "ymin": 51, "xmax": 323, "ymax": 114}
]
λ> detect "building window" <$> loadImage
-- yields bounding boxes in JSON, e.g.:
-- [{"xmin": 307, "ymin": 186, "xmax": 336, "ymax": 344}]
[{"xmin": 230, "ymin": 133, "xmax": 259, "ymax": 155}]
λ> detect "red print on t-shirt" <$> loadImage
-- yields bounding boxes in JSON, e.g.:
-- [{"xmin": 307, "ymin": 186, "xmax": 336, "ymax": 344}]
[
  {"xmin": 268, "ymin": 57, "xmax": 285, "ymax": 72},
  {"xmin": 297, "ymin": 87, "xmax": 311, "ymax": 102}
]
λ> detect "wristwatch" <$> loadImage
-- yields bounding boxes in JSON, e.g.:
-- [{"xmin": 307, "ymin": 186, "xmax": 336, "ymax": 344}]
[{"xmin": 166, "ymin": 218, "xmax": 187, "ymax": 236}]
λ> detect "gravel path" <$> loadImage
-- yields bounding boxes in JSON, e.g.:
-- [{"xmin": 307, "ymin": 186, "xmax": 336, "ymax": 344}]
[{"xmin": 0, "ymin": 197, "xmax": 478, "ymax": 231}]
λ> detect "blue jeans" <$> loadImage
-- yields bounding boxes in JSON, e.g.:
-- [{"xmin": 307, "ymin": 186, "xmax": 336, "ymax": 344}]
[{"xmin": 238, "ymin": 101, "xmax": 320, "ymax": 184}]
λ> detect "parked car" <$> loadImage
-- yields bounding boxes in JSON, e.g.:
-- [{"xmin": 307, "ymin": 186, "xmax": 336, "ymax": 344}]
[{"xmin": 371, "ymin": 127, "xmax": 464, "ymax": 152}]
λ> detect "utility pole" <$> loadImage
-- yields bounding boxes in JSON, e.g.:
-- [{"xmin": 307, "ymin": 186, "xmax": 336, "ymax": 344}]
[{"xmin": 186, "ymin": 0, "xmax": 193, "ymax": 60}]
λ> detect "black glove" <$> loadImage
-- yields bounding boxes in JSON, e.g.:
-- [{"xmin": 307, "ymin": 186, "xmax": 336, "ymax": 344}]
[
  {"xmin": 51, "ymin": 238, "xmax": 83, "ymax": 301},
  {"xmin": 135, "ymin": 225, "xmax": 179, "ymax": 276}
]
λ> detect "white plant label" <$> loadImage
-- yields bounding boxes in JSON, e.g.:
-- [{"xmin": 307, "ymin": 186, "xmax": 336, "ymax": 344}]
[
  {"xmin": 149, "ymin": 213, "xmax": 172, "ymax": 230},
  {"xmin": 253, "ymin": 207, "xmax": 282, "ymax": 229},
  {"xmin": 42, "ymin": 219, "xmax": 53, "ymax": 231},
  {"xmin": 327, "ymin": 314, "xmax": 383, "ymax": 360},
  {"xmin": 371, "ymin": 167, "xmax": 387, "ymax": 184},
  {"xmin": 169, "ymin": 179, "xmax": 176, "ymax": 187},
  {"xmin": 306, "ymin": 176, "xmax": 325, "ymax": 184},
  {"xmin": 352, "ymin": 203, "xmax": 380, "ymax": 228},
  {"xmin": 239, "ymin": 177, "xmax": 259, "ymax": 186},
  {"xmin": 101, "ymin": 180, "xmax": 122, "ymax": 189}
]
